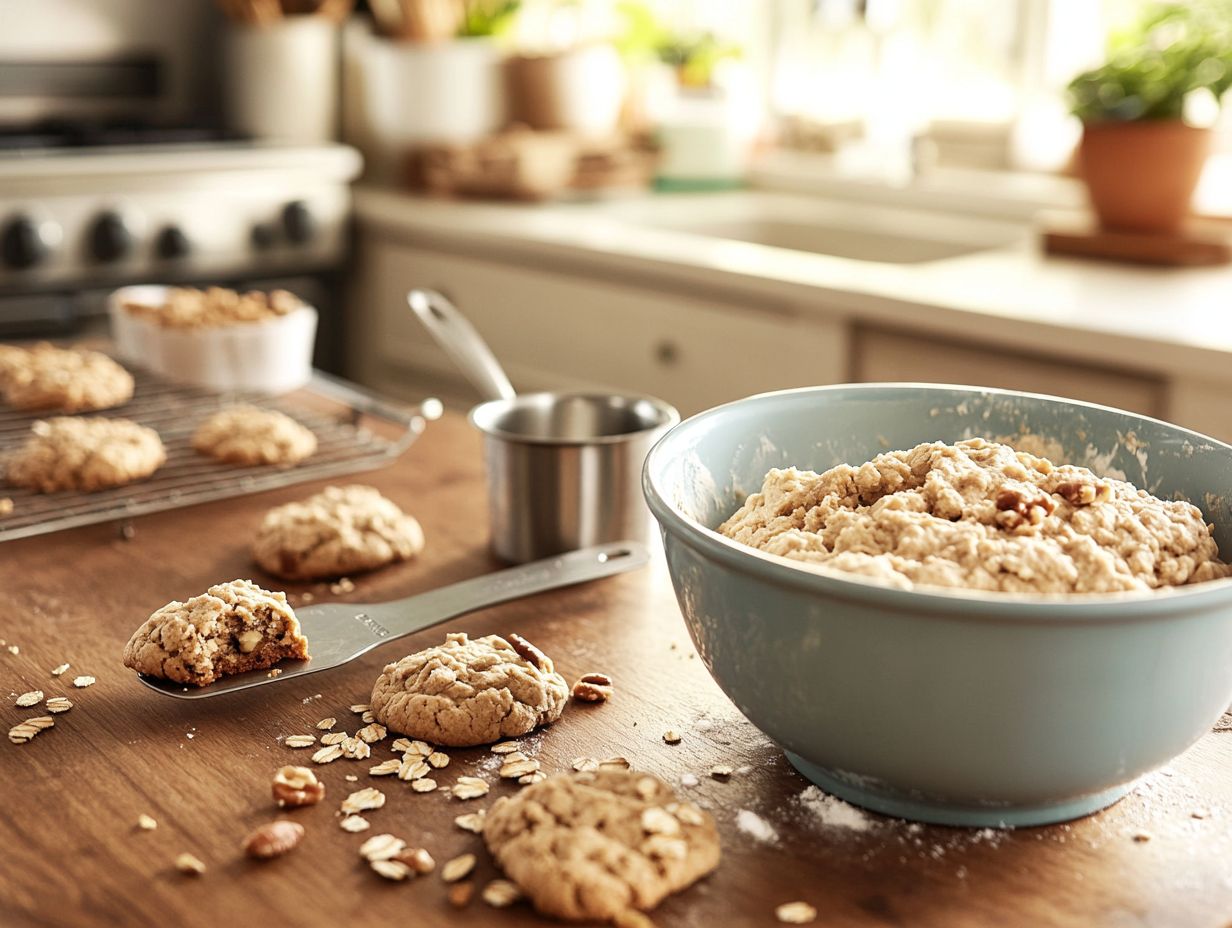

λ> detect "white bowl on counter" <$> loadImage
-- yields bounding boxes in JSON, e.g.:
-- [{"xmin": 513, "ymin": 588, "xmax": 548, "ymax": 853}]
[{"xmin": 108, "ymin": 285, "xmax": 318, "ymax": 395}]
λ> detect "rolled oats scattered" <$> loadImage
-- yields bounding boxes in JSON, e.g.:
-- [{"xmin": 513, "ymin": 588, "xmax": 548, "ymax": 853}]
[
  {"xmin": 284, "ymin": 734, "xmax": 316, "ymax": 748},
  {"xmin": 359, "ymin": 833, "xmax": 406, "ymax": 861},
  {"xmin": 369, "ymin": 759, "xmax": 402, "ymax": 777},
  {"xmin": 571, "ymin": 756, "xmax": 599, "ymax": 772},
  {"xmin": 662, "ymin": 730, "xmax": 682, "ymax": 745},
  {"xmin": 341, "ymin": 787, "xmax": 386, "ymax": 814},
  {"xmin": 315, "ymin": 717, "xmax": 337, "ymax": 730},
  {"xmin": 600, "ymin": 756, "xmax": 632, "ymax": 770},
  {"xmin": 71, "ymin": 675, "xmax": 95, "ymax": 688},
  {"xmin": 427, "ymin": 751, "xmax": 450, "ymax": 768},
  {"xmin": 407, "ymin": 739, "xmax": 433, "ymax": 756},
  {"xmin": 342, "ymin": 737, "xmax": 370, "ymax": 760},
  {"xmin": 500, "ymin": 750, "xmax": 528, "ymax": 764},
  {"xmin": 447, "ymin": 881, "xmax": 474, "ymax": 908},
  {"xmin": 482, "ymin": 879, "xmax": 522, "ymax": 908},
  {"xmin": 51, "ymin": 663, "xmax": 70, "ymax": 676},
  {"xmin": 175, "ymin": 853, "xmax": 206, "ymax": 876},
  {"xmin": 398, "ymin": 758, "xmax": 431, "ymax": 781},
  {"xmin": 311, "ymin": 744, "xmax": 343, "ymax": 764},
  {"xmin": 361, "ymin": 711, "xmax": 376, "ymax": 724},
  {"xmin": 137, "ymin": 814, "xmax": 158, "ymax": 831},
  {"xmin": 454, "ymin": 811, "xmax": 486, "ymax": 834},
  {"xmin": 709, "ymin": 765, "xmax": 734, "ymax": 779},
  {"xmin": 411, "ymin": 777, "xmax": 438, "ymax": 793},
  {"xmin": 339, "ymin": 815, "xmax": 370, "ymax": 833},
  {"xmin": 518, "ymin": 771, "xmax": 547, "ymax": 786},
  {"xmin": 345, "ymin": 775, "xmax": 358, "ymax": 782},
  {"xmin": 441, "ymin": 853, "xmax": 476, "ymax": 883},
  {"xmin": 452, "ymin": 777, "xmax": 490, "ymax": 800},
  {"xmin": 8, "ymin": 716, "xmax": 53, "ymax": 744},
  {"xmin": 15, "ymin": 690, "xmax": 43, "ymax": 707},
  {"xmin": 370, "ymin": 859, "xmax": 411, "ymax": 881},
  {"xmin": 490, "ymin": 741, "xmax": 521, "ymax": 754},
  {"xmin": 499, "ymin": 758, "xmax": 540, "ymax": 779},
  {"xmin": 390, "ymin": 737, "xmax": 415, "ymax": 754},
  {"xmin": 775, "ymin": 901, "xmax": 818, "ymax": 924},
  {"xmin": 349, "ymin": 704, "xmax": 370, "ymax": 714},
  {"xmin": 641, "ymin": 807, "xmax": 681, "ymax": 836},
  {"xmin": 357, "ymin": 723, "xmax": 387, "ymax": 744},
  {"xmin": 319, "ymin": 732, "xmax": 347, "ymax": 746}
]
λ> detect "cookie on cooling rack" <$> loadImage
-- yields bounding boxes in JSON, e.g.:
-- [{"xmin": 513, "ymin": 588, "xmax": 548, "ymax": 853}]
[
  {"xmin": 4, "ymin": 416, "xmax": 165, "ymax": 493},
  {"xmin": 191, "ymin": 405, "xmax": 317, "ymax": 467},
  {"xmin": 0, "ymin": 343, "xmax": 133, "ymax": 413},
  {"xmin": 253, "ymin": 485, "xmax": 425, "ymax": 580}
]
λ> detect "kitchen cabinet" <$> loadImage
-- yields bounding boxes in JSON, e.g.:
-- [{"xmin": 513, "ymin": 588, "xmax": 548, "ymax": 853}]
[{"xmin": 349, "ymin": 236, "xmax": 847, "ymax": 416}]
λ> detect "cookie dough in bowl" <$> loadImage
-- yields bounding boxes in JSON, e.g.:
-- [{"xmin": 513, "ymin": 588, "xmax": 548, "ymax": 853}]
[
  {"xmin": 643, "ymin": 383, "xmax": 1232, "ymax": 827},
  {"xmin": 370, "ymin": 632, "xmax": 568, "ymax": 747}
]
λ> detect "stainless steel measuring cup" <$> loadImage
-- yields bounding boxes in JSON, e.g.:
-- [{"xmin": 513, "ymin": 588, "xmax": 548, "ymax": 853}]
[{"xmin": 408, "ymin": 289, "xmax": 679, "ymax": 563}]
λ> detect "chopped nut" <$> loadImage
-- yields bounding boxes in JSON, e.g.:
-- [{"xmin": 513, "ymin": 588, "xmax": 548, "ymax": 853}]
[
  {"xmin": 572, "ymin": 672, "xmax": 614, "ymax": 703},
  {"xmin": 8, "ymin": 716, "xmax": 53, "ymax": 744},
  {"xmin": 311, "ymin": 744, "xmax": 343, "ymax": 765},
  {"xmin": 490, "ymin": 741, "xmax": 521, "ymax": 754},
  {"xmin": 641, "ymin": 807, "xmax": 681, "ymax": 836},
  {"xmin": 359, "ymin": 833, "xmax": 406, "ymax": 862},
  {"xmin": 427, "ymin": 751, "xmax": 450, "ymax": 768},
  {"xmin": 482, "ymin": 879, "xmax": 522, "ymax": 908},
  {"xmin": 51, "ymin": 663, "xmax": 70, "ymax": 676},
  {"xmin": 45, "ymin": 697, "xmax": 72, "ymax": 714},
  {"xmin": 175, "ymin": 853, "xmax": 206, "ymax": 876},
  {"xmin": 369, "ymin": 759, "xmax": 402, "ymax": 777},
  {"xmin": 243, "ymin": 820, "xmax": 305, "ymax": 859},
  {"xmin": 6, "ymin": 645, "xmax": 18, "ymax": 656},
  {"xmin": 357, "ymin": 723, "xmax": 387, "ymax": 744},
  {"xmin": 662, "ymin": 730, "xmax": 682, "ymax": 745},
  {"xmin": 455, "ymin": 811, "xmax": 487, "ymax": 834},
  {"xmin": 1055, "ymin": 480, "xmax": 1111, "ymax": 506},
  {"xmin": 395, "ymin": 847, "xmax": 435, "ymax": 875},
  {"xmin": 370, "ymin": 859, "xmax": 411, "ymax": 881},
  {"xmin": 341, "ymin": 787, "xmax": 386, "ymax": 814},
  {"xmin": 398, "ymin": 758, "xmax": 431, "ymax": 781},
  {"xmin": 339, "ymin": 815, "xmax": 370, "ymax": 833},
  {"xmin": 709, "ymin": 765, "xmax": 734, "ymax": 779},
  {"xmin": 315, "ymin": 717, "xmax": 337, "ymax": 731},
  {"xmin": 452, "ymin": 777, "xmax": 490, "ymax": 800},
  {"xmin": 15, "ymin": 690, "xmax": 44, "ymax": 707},
  {"xmin": 71, "ymin": 675, "xmax": 95, "ymax": 688},
  {"xmin": 272, "ymin": 765, "xmax": 325, "ymax": 808},
  {"xmin": 319, "ymin": 731, "xmax": 347, "ymax": 746},
  {"xmin": 411, "ymin": 777, "xmax": 438, "ymax": 793},
  {"xmin": 775, "ymin": 901, "xmax": 818, "ymax": 924},
  {"xmin": 342, "ymin": 737, "xmax": 370, "ymax": 760},
  {"xmin": 571, "ymin": 756, "xmax": 599, "ymax": 772},
  {"xmin": 507, "ymin": 633, "xmax": 549, "ymax": 670},
  {"xmin": 284, "ymin": 734, "xmax": 316, "ymax": 748},
  {"xmin": 1132, "ymin": 831, "xmax": 1152, "ymax": 843},
  {"xmin": 137, "ymin": 814, "xmax": 158, "ymax": 831},
  {"xmin": 447, "ymin": 881, "xmax": 474, "ymax": 908},
  {"xmin": 441, "ymin": 853, "xmax": 476, "ymax": 883}
]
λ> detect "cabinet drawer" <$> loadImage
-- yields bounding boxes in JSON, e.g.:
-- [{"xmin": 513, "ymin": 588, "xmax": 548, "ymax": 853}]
[
  {"xmin": 853, "ymin": 327, "xmax": 1165, "ymax": 418},
  {"xmin": 358, "ymin": 237, "xmax": 847, "ymax": 415}
]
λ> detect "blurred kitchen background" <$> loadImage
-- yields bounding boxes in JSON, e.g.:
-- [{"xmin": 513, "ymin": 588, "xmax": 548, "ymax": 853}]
[{"xmin": 4, "ymin": 0, "xmax": 1232, "ymax": 437}]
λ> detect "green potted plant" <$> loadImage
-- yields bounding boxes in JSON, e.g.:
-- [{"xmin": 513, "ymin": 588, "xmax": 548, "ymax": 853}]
[{"xmin": 1067, "ymin": 1, "xmax": 1232, "ymax": 233}]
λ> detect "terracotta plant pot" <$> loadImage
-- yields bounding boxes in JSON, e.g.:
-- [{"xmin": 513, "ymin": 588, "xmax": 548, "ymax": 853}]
[{"xmin": 1078, "ymin": 120, "xmax": 1211, "ymax": 233}]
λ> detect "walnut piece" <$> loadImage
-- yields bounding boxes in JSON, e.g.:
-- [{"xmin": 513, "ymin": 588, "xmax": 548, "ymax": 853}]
[
  {"xmin": 572, "ymin": 672, "xmax": 614, "ymax": 703},
  {"xmin": 1055, "ymin": 480, "xmax": 1112, "ymax": 506},
  {"xmin": 271, "ymin": 765, "xmax": 325, "ymax": 807},
  {"xmin": 507, "ymin": 633, "xmax": 549, "ymax": 671}
]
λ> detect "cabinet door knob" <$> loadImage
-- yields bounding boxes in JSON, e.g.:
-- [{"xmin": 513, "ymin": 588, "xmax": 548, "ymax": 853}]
[{"xmin": 654, "ymin": 340, "xmax": 680, "ymax": 366}]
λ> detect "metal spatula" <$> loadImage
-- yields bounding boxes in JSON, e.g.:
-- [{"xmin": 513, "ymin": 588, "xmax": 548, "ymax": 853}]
[{"xmin": 136, "ymin": 541, "xmax": 649, "ymax": 700}]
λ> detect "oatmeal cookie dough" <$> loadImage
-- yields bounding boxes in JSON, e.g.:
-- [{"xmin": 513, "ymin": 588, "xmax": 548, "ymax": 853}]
[
  {"xmin": 0, "ymin": 343, "xmax": 133, "ymax": 412},
  {"xmin": 370, "ymin": 632, "xmax": 568, "ymax": 747},
  {"xmin": 253, "ymin": 485, "xmax": 425, "ymax": 580},
  {"xmin": 192, "ymin": 405, "xmax": 316, "ymax": 467},
  {"xmin": 483, "ymin": 769, "xmax": 720, "ymax": 923},
  {"xmin": 122, "ymin": 579, "xmax": 309, "ymax": 686},
  {"xmin": 720, "ymin": 438, "xmax": 1232, "ymax": 594},
  {"xmin": 4, "ymin": 416, "xmax": 165, "ymax": 493}
]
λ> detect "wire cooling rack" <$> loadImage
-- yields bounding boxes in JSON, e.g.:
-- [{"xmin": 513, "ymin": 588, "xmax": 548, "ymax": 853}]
[{"xmin": 0, "ymin": 368, "xmax": 441, "ymax": 543}]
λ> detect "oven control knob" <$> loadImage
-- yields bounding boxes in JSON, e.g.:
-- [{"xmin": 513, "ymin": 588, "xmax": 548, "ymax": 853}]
[
  {"xmin": 251, "ymin": 222, "xmax": 277, "ymax": 250},
  {"xmin": 89, "ymin": 211, "xmax": 133, "ymax": 263},
  {"xmin": 281, "ymin": 200, "xmax": 315, "ymax": 244},
  {"xmin": 155, "ymin": 225, "xmax": 190, "ymax": 260},
  {"xmin": 2, "ymin": 214, "xmax": 56, "ymax": 270}
]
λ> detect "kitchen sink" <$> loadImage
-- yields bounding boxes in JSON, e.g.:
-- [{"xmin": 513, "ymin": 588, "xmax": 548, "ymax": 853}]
[{"xmin": 578, "ymin": 191, "xmax": 1027, "ymax": 265}]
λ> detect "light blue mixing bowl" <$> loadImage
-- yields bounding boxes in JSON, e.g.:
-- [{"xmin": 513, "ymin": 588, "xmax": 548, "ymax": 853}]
[{"xmin": 642, "ymin": 384, "xmax": 1232, "ymax": 826}]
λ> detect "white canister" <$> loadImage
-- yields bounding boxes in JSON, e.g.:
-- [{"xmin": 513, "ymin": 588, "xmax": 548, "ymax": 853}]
[{"xmin": 224, "ymin": 17, "xmax": 340, "ymax": 143}]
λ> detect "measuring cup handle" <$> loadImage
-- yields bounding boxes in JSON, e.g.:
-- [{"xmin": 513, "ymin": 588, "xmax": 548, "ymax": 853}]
[{"xmin": 407, "ymin": 289, "xmax": 517, "ymax": 403}]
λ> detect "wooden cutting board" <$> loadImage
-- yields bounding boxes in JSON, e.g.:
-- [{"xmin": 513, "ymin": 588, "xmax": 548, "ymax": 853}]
[{"xmin": 1041, "ymin": 211, "xmax": 1232, "ymax": 266}]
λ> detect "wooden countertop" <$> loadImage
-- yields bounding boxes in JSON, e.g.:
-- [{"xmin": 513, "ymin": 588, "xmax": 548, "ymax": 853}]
[{"xmin": 2, "ymin": 411, "xmax": 1232, "ymax": 928}]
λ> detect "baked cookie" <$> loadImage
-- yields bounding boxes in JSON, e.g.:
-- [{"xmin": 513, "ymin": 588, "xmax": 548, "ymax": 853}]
[
  {"xmin": 0, "ymin": 342, "xmax": 133, "ymax": 412},
  {"xmin": 253, "ymin": 484, "xmax": 425, "ymax": 580},
  {"xmin": 370, "ymin": 632, "xmax": 568, "ymax": 747},
  {"xmin": 483, "ymin": 769, "xmax": 721, "ymax": 923},
  {"xmin": 122, "ymin": 579, "xmax": 310, "ymax": 686},
  {"xmin": 192, "ymin": 405, "xmax": 316, "ymax": 467},
  {"xmin": 4, "ymin": 416, "xmax": 165, "ymax": 493}
]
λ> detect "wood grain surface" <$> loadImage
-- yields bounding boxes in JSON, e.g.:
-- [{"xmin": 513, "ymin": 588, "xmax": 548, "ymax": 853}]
[{"xmin": 2, "ymin": 411, "xmax": 1232, "ymax": 928}]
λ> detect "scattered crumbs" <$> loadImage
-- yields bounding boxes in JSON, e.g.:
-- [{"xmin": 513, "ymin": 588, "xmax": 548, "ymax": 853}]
[
  {"xmin": 345, "ymin": 775, "xmax": 358, "ymax": 782},
  {"xmin": 300, "ymin": 592, "xmax": 315, "ymax": 604},
  {"xmin": 775, "ymin": 901, "xmax": 818, "ymax": 924},
  {"xmin": 1131, "ymin": 830, "xmax": 1152, "ymax": 843},
  {"xmin": 709, "ymin": 765, "xmax": 734, "ymax": 780},
  {"xmin": 185, "ymin": 732, "xmax": 194, "ymax": 740},
  {"xmin": 736, "ymin": 809, "xmax": 779, "ymax": 845},
  {"xmin": 663, "ymin": 729, "xmax": 682, "ymax": 745},
  {"xmin": 51, "ymin": 663, "xmax": 70, "ymax": 676},
  {"xmin": 267, "ymin": 669, "xmax": 282, "ymax": 678},
  {"xmin": 796, "ymin": 786, "xmax": 875, "ymax": 833},
  {"xmin": 680, "ymin": 773, "xmax": 699, "ymax": 788},
  {"xmin": 174, "ymin": 852, "xmax": 206, "ymax": 876},
  {"xmin": 955, "ymin": 866, "xmax": 968, "ymax": 880},
  {"xmin": 7, "ymin": 645, "xmax": 19, "ymax": 656},
  {"xmin": 137, "ymin": 814, "xmax": 157, "ymax": 831},
  {"xmin": 330, "ymin": 578, "xmax": 355, "ymax": 595},
  {"xmin": 302, "ymin": 693, "xmax": 324, "ymax": 705}
]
